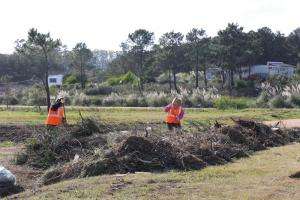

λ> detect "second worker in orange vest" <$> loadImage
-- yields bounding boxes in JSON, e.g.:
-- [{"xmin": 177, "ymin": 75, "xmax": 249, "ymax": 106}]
[
  {"xmin": 164, "ymin": 97, "xmax": 185, "ymax": 131},
  {"xmin": 45, "ymin": 97, "xmax": 66, "ymax": 126}
]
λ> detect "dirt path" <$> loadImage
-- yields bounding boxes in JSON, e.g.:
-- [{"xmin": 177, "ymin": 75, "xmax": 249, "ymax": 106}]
[
  {"xmin": 0, "ymin": 145, "xmax": 42, "ymax": 192},
  {"xmin": 264, "ymin": 119, "xmax": 300, "ymax": 128}
]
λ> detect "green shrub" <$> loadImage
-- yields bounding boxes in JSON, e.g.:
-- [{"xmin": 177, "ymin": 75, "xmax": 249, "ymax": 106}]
[
  {"xmin": 289, "ymin": 95, "xmax": 300, "ymax": 107},
  {"xmin": 72, "ymin": 92, "xmax": 91, "ymax": 106},
  {"xmin": 138, "ymin": 97, "xmax": 148, "ymax": 107},
  {"xmin": 3, "ymin": 96, "xmax": 19, "ymax": 105},
  {"xmin": 49, "ymin": 85, "xmax": 58, "ymax": 96},
  {"xmin": 90, "ymin": 98, "xmax": 103, "ymax": 106},
  {"xmin": 213, "ymin": 96, "xmax": 249, "ymax": 110},
  {"xmin": 145, "ymin": 92, "xmax": 170, "ymax": 107},
  {"xmin": 256, "ymin": 91, "xmax": 269, "ymax": 108},
  {"xmin": 22, "ymin": 85, "xmax": 46, "ymax": 106},
  {"xmin": 85, "ymin": 85, "xmax": 113, "ymax": 95},
  {"xmin": 63, "ymin": 74, "xmax": 80, "ymax": 85},
  {"xmin": 102, "ymin": 93, "xmax": 125, "ymax": 106},
  {"xmin": 234, "ymin": 80, "xmax": 256, "ymax": 96},
  {"xmin": 124, "ymin": 94, "xmax": 139, "ymax": 107},
  {"xmin": 106, "ymin": 71, "xmax": 139, "ymax": 86},
  {"xmin": 268, "ymin": 95, "xmax": 286, "ymax": 108}
]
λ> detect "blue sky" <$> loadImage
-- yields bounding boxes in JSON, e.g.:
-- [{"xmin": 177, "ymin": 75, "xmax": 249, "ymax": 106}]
[{"xmin": 0, "ymin": 0, "xmax": 299, "ymax": 53}]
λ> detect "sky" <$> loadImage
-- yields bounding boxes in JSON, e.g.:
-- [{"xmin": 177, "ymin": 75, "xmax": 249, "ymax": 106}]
[{"xmin": 0, "ymin": 0, "xmax": 299, "ymax": 54}]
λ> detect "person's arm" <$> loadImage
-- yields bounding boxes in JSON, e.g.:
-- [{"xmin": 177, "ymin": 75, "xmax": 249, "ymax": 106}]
[
  {"xmin": 164, "ymin": 104, "xmax": 172, "ymax": 112},
  {"xmin": 59, "ymin": 107, "xmax": 66, "ymax": 124},
  {"xmin": 177, "ymin": 108, "xmax": 185, "ymax": 120}
]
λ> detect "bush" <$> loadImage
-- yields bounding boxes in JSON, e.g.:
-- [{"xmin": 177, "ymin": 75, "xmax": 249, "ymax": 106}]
[
  {"xmin": 145, "ymin": 92, "xmax": 170, "ymax": 107},
  {"xmin": 90, "ymin": 98, "xmax": 103, "ymax": 106},
  {"xmin": 268, "ymin": 95, "xmax": 286, "ymax": 108},
  {"xmin": 22, "ymin": 85, "xmax": 46, "ymax": 106},
  {"xmin": 85, "ymin": 85, "xmax": 113, "ymax": 95},
  {"xmin": 289, "ymin": 95, "xmax": 300, "ymax": 107},
  {"xmin": 106, "ymin": 71, "xmax": 139, "ymax": 86},
  {"xmin": 234, "ymin": 80, "xmax": 256, "ymax": 96},
  {"xmin": 213, "ymin": 96, "xmax": 249, "ymax": 110},
  {"xmin": 124, "ymin": 94, "xmax": 139, "ymax": 107},
  {"xmin": 102, "ymin": 93, "xmax": 125, "ymax": 106},
  {"xmin": 256, "ymin": 91, "xmax": 269, "ymax": 108},
  {"xmin": 189, "ymin": 88, "xmax": 220, "ymax": 108},
  {"xmin": 72, "ymin": 92, "xmax": 91, "ymax": 106},
  {"xmin": 63, "ymin": 74, "xmax": 80, "ymax": 85},
  {"xmin": 3, "ymin": 96, "xmax": 19, "ymax": 105},
  {"xmin": 49, "ymin": 86, "xmax": 58, "ymax": 96}
]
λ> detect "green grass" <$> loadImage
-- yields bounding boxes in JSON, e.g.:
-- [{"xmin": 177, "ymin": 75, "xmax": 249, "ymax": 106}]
[
  {"xmin": 0, "ymin": 141, "xmax": 15, "ymax": 147},
  {"xmin": 0, "ymin": 106, "xmax": 299, "ymax": 125},
  {"xmin": 13, "ymin": 143, "xmax": 300, "ymax": 199}
]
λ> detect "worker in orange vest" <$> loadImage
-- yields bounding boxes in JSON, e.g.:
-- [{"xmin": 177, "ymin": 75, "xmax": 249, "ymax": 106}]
[
  {"xmin": 45, "ymin": 96, "xmax": 66, "ymax": 126},
  {"xmin": 164, "ymin": 97, "xmax": 184, "ymax": 131}
]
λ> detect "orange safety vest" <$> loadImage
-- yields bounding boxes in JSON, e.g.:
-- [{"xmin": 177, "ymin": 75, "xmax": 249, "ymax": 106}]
[
  {"xmin": 165, "ymin": 106, "xmax": 182, "ymax": 124},
  {"xmin": 45, "ymin": 107, "xmax": 65, "ymax": 126}
]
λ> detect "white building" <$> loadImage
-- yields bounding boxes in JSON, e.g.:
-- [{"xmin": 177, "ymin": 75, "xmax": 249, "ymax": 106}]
[
  {"xmin": 242, "ymin": 62, "xmax": 296, "ymax": 79},
  {"xmin": 48, "ymin": 75, "xmax": 63, "ymax": 86}
]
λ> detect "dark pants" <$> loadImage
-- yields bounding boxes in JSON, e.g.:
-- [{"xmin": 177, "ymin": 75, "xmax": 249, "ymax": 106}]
[{"xmin": 167, "ymin": 123, "xmax": 181, "ymax": 130}]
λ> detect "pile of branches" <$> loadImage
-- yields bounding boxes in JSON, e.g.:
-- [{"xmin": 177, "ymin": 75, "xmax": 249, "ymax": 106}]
[
  {"xmin": 15, "ymin": 117, "xmax": 107, "ymax": 169},
  {"xmin": 38, "ymin": 119, "xmax": 300, "ymax": 185}
]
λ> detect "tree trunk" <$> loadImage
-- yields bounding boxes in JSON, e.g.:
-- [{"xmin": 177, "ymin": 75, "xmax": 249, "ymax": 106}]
[
  {"xmin": 203, "ymin": 65, "xmax": 207, "ymax": 89},
  {"xmin": 43, "ymin": 50, "xmax": 51, "ymax": 111},
  {"xmin": 80, "ymin": 57, "xmax": 85, "ymax": 90},
  {"xmin": 229, "ymin": 69, "xmax": 234, "ymax": 95},
  {"xmin": 195, "ymin": 49, "xmax": 199, "ymax": 88},
  {"xmin": 238, "ymin": 67, "xmax": 242, "ymax": 79},
  {"xmin": 248, "ymin": 65, "xmax": 251, "ymax": 78},
  {"xmin": 168, "ymin": 68, "xmax": 172, "ymax": 93},
  {"xmin": 172, "ymin": 66, "xmax": 179, "ymax": 93},
  {"xmin": 45, "ymin": 71, "xmax": 51, "ymax": 111},
  {"xmin": 139, "ymin": 50, "xmax": 144, "ymax": 92},
  {"xmin": 221, "ymin": 69, "xmax": 225, "ymax": 89}
]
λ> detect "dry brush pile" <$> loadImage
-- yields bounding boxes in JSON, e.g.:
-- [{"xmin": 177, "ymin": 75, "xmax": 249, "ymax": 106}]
[{"xmin": 13, "ymin": 118, "xmax": 300, "ymax": 186}]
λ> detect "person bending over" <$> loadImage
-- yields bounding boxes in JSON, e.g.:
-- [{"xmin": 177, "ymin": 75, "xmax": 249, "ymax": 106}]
[
  {"xmin": 164, "ymin": 97, "xmax": 184, "ymax": 131},
  {"xmin": 45, "ymin": 96, "xmax": 66, "ymax": 126}
]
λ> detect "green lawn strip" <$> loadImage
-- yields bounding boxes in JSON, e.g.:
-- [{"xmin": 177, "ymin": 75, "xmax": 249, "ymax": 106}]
[{"xmin": 0, "ymin": 108, "xmax": 299, "ymax": 125}]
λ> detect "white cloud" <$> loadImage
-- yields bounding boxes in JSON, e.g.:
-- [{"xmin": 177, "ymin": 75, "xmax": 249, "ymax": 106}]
[{"xmin": 0, "ymin": 0, "xmax": 299, "ymax": 54}]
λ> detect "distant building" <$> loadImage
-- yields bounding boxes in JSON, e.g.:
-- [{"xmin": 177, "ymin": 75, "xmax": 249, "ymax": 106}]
[
  {"xmin": 48, "ymin": 75, "xmax": 63, "ymax": 87},
  {"xmin": 206, "ymin": 67, "xmax": 222, "ymax": 81},
  {"xmin": 242, "ymin": 62, "xmax": 296, "ymax": 79}
]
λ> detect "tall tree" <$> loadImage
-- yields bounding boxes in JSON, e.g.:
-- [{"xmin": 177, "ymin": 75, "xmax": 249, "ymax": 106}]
[
  {"xmin": 218, "ymin": 23, "xmax": 246, "ymax": 92},
  {"xmin": 127, "ymin": 29, "xmax": 154, "ymax": 92},
  {"xmin": 159, "ymin": 31, "xmax": 184, "ymax": 93},
  {"xmin": 186, "ymin": 28, "xmax": 207, "ymax": 88},
  {"xmin": 71, "ymin": 42, "xmax": 92, "ymax": 89},
  {"xmin": 16, "ymin": 28, "xmax": 61, "ymax": 110},
  {"xmin": 286, "ymin": 28, "xmax": 300, "ymax": 66}
]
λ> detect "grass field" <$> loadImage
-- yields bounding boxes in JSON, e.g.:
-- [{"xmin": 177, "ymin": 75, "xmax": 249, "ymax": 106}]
[
  {"xmin": 12, "ymin": 143, "xmax": 300, "ymax": 199},
  {"xmin": 0, "ymin": 106, "xmax": 300, "ymax": 125}
]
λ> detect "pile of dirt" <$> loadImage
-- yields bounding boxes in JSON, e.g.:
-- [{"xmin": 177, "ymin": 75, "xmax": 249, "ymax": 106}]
[{"xmin": 16, "ymin": 118, "xmax": 300, "ymax": 187}]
